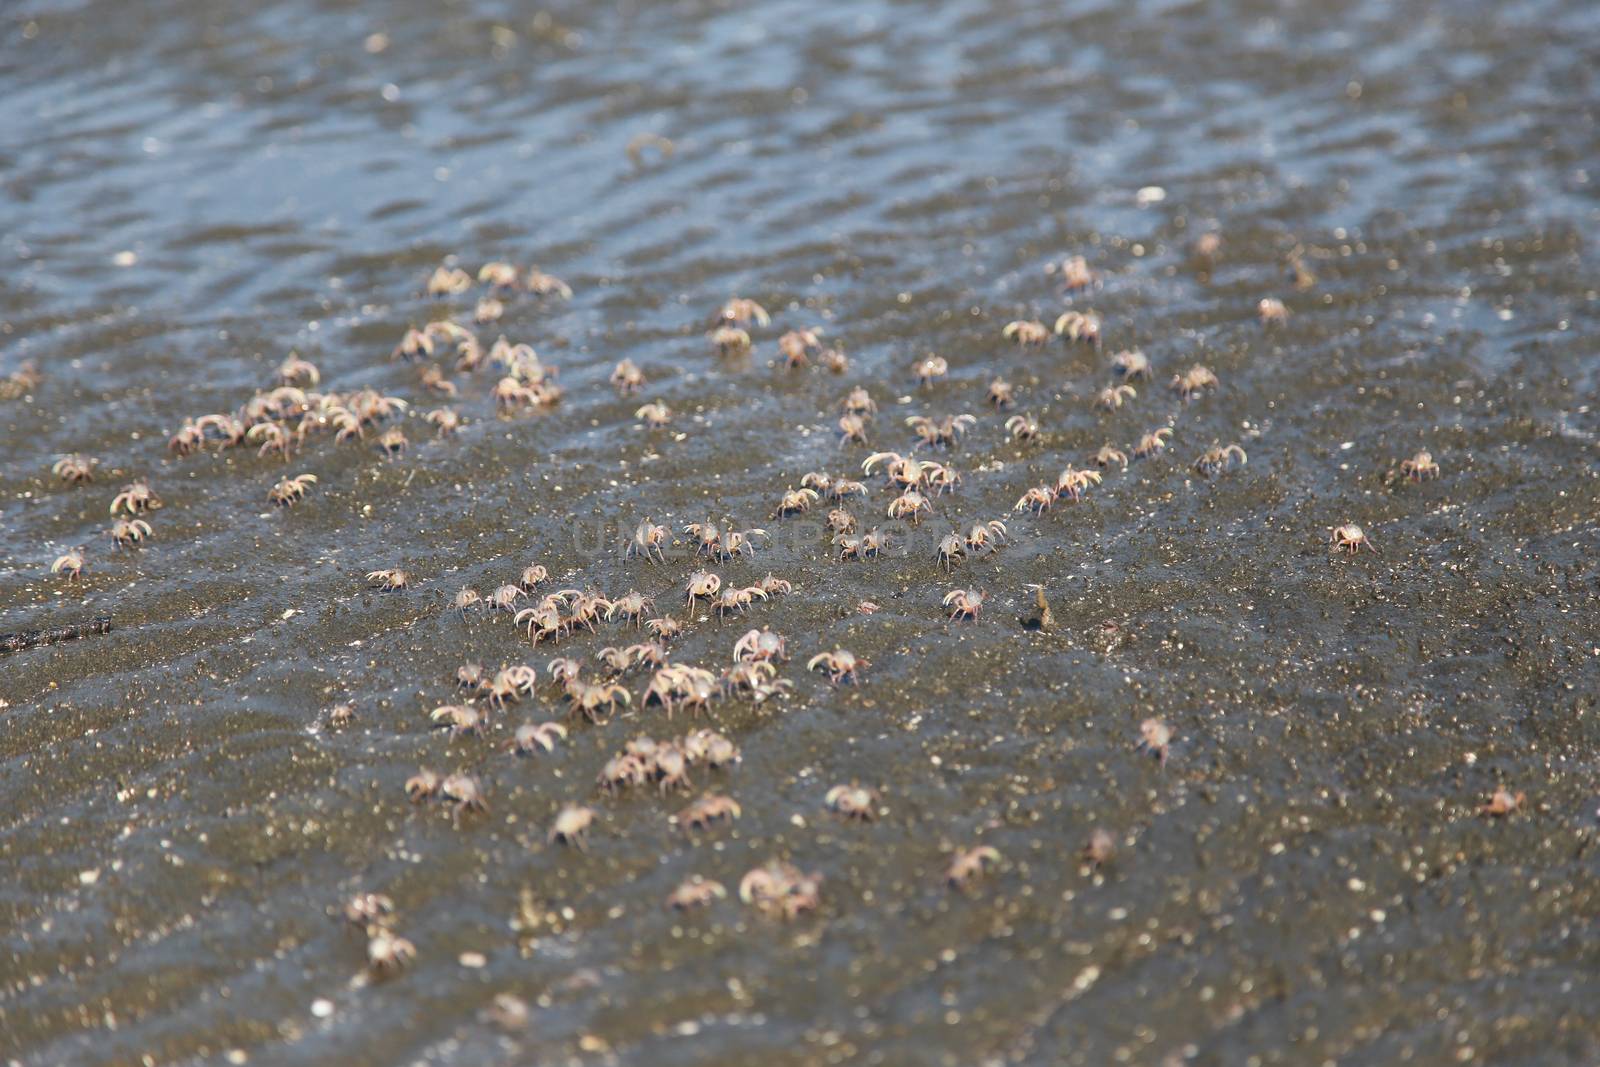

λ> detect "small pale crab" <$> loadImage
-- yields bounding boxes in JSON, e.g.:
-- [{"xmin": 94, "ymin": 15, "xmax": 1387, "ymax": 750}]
[
  {"xmin": 1478, "ymin": 787, "xmax": 1526, "ymax": 818},
  {"xmin": 110, "ymin": 518, "xmax": 153, "ymax": 547},
  {"xmin": 711, "ymin": 325, "xmax": 752, "ymax": 356},
  {"xmin": 807, "ymin": 649, "xmax": 866, "ymax": 684},
  {"xmin": 607, "ymin": 590, "xmax": 656, "ymax": 627},
  {"xmin": 425, "ymin": 408, "xmax": 460, "ymax": 436},
  {"xmin": 1133, "ymin": 427, "xmax": 1172, "ymax": 459},
  {"xmin": 943, "ymin": 588, "xmax": 986, "ymax": 621},
  {"xmin": 441, "ymin": 774, "xmax": 485, "ymax": 820},
  {"xmin": 912, "ymin": 354, "xmax": 949, "ymax": 387},
  {"xmin": 627, "ymin": 520, "xmax": 669, "ymax": 563},
  {"xmin": 945, "ymin": 845, "xmax": 1002, "ymax": 889},
  {"xmin": 548, "ymin": 804, "xmax": 595, "ymax": 848},
  {"xmin": 366, "ymin": 929, "xmax": 417, "ymax": 976},
  {"xmin": 1054, "ymin": 310, "xmax": 1101, "ymax": 346},
  {"xmin": 966, "ymin": 520, "xmax": 1007, "ymax": 554},
  {"xmin": 772, "ymin": 487, "xmax": 820, "ymax": 517},
  {"xmin": 487, "ymin": 584, "xmax": 525, "ymax": 613},
  {"xmin": 427, "ymin": 265, "xmax": 473, "ymax": 296},
  {"xmin": 1054, "ymin": 465, "xmax": 1103, "ymax": 502},
  {"xmin": 366, "ymin": 568, "xmax": 411, "ymax": 591},
  {"xmin": 677, "ymin": 794, "xmax": 742, "ymax": 833},
  {"xmin": 685, "ymin": 570, "xmax": 723, "ymax": 607},
  {"xmin": 1111, "ymin": 349, "xmax": 1151, "ymax": 381},
  {"xmin": 733, "ymin": 626, "xmax": 788, "ymax": 663},
  {"xmin": 375, "ymin": 427, "xmax": 408, "ymax": 459},
  {"xmin": 1096, "ymin": 384, "xmax": 1137, "ymax": 411},
  {"xmin": 1328, "ymin": 523, "xmax": 1377, "ymax": 555},
  {"xmin": 525, "ymin": 268, "xmax": 573, "ymax": 299},
  {"xmin": 1058, "ymin": 254, "xmax": 1097, "ymax": 292},
  {"xmin": 1170, "ymin": 365, "xmax": 1219, "ymax": 401},
  {"xmin": 429, "ymin": 704, "xmax": 487, "ymax": 740},
  {"xmin": 1014, "ymin": 486, "xmax": 1055, "ymax": 514},
  {"xmin": 886, "ymin": 489, "xmax": 932, "ymax": 524},
  {"xmin": 519, "ymin": 564, "xmax": 549, "ymax": 590},
  {"xmin": 986, "ymin": 377, "xmax": 1015, "ymax": 408},
  {"xmin": 1194, "ymin": 442, "xmax": 1247, "ymax": 477},
  {"xmin": 110, "ymin": 480, "xmax": 162, "ymax": 515},
  {"xmin": 778, "ymin": 328, "xmax": 823, "ymax": 369},
  {"xmin": 1005, "ymin": 413, "xmax": 1040, "ymax": 441},
  {"xmin": 564, "ymin": 679, "xmax": 632, "ymax": 723},
  {"xmin": 51, "ymin": 549, "xmax": 85, "ymax": 581},
  {"xmin": 842, "ymin": 386, "xmax": 879, "ymax": 416},
  {"xmin": 405, "ymin": 768, "xmax": 442, "ymax": 802},
  {"xmin": 1002, "ymin": 320, "xmax": 1050, "ymax": 347},
  {"xmin": 610, "ymin": 359, "xmax": 644, "ymax": 394},
  {"xmin": 509, "ymin": 721, "xmax": 568, "ymax": 756},
  {"xmin": 936, "ymin": 532, "xmax": 966, "ymax": 572},
  {"xmin": 1082, "ymin": 828, "xmax": 1116, "ymax": 870},
  {"xmin": 1257, "ymin": 297, "xmax": 1289, "ymax": 325},
  {"xmin": 713, "ymin": 297, "xmax": 771, "ymax": 328},
  {"xmin": 52, "ymin": 455, "xmax": 99, "ymax": 485},
  {"xmin": 268, "ymin": 473, "xmax": 317, "ymax": 507},
  {"xmin": 1399, "ymin": 450, "xmax": 1440, "ymax": 481},
  {"xmin": 824, "ymin": 784, "xmax": 879, "ymax": 821},
  {"xmin": 1137, "ymin": 718, "xmax": 1173, "ymax": 766},
  {"xmin": 666, "ymin": 876, "xmax": 728, "ymax": 910},
  {"xmin": 1093, "ymin": 444, "xmax": 1129, "ymax": 470},
  {"xmin": 635, "ymin": 401, "xmax": 672, "ymax": 428}
]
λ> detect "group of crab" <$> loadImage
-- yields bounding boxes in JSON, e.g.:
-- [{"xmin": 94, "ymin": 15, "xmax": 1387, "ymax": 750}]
[{"xmin": 46, "ymin": 462, "xmax": 167, "ymax": 579}]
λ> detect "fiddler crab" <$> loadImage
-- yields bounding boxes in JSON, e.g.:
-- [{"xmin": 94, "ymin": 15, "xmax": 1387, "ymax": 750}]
[
  {"xmin": 943, "ymin": 588, "xmax": 986, "ymax": 621},
  {"xmin": 677, "ymin": 793, "xmax": 742, "ymax": 833},
  {"xmin": 945, "ymin": 845, "xmax": 1002, "ymax": 889},
  {"xmin": 366, "ymin": 928, "xmax": 417, "ymax": 976},
  {"xmin": 1478, "ymin": 787, "xmax": 1525, "ymax": 818},
  {"xmin": 1170, "ymin": 365, "xmax": 1219, "ymax": 401},
  {"xmin": 1193, "ymin": 442, "xmax": 1247, "ymax": 477},
  {"xmin": 713, "ymin": 297, "xmax": 770, "ymax": 328},
  {"xmin": 773, "ymin": 487, "xmax": 820, "ymax": 517},
  {"xmin": 110, "ymin": 480, "xmax": 162, "ymax": 515},
  {"xmin": 53, "ymin": 455, "xmax": 99, "ymax": 485},
  {"xmin": 1133, "ymin": 427, "xmax": 1172, "ymax": 459},
  {"xmin": 430, "ymin": 704, "xmax": 487, "ymax": 740},
  {"xmin": 628, "ymin": 520, "xmax": 670, "ymax": 563},
  {"xmin": 1055, "ymin": 465, "xmax": 1103, "ymax": 502},
  {"xmin": 842, "ymin": 387, "xmax": 878, "ymax": 416},
  {"xmin": 1399, "ymin": 450, "xmax": 1440, "ymax": 481},
  {"xmin": 635, "ymin": 401, "xmax": 672, "ymax": 428},
  {"xmin": 450, "ymin": 588, "xmax": 480, "ymax": 617},
  {"xmin": 1006, "ymin": 413, "xmax": 1040, "ymax": 441},
  {"xmin": 1082, "ymin": 829, "xmax": 1115, "ymax": 869},
  {"xmin": 666, "ymin": 876, "xmax": 728, "ymax": 910},
  {"xmin": 834, "ymin": 527, "xmax": 887, "ymax": 561},
  {"xmin": 739, "ymin": 861, "xmax": 822, "ymax": 920},
  {"xmin": 425, "ymin": 408, "xmax": 460, "ymax": 436},
  {"xmin": 906, "ymin": 413, "xmax": 975, "ymax": 448},
  {"xmin": 548, "ymin": 804, "xmax": 596, "ymax": 849},
  {"xmin": 733, "ymin": 627, "xmax": 788, "ymax": 663},
  {"xmin": 986, "ymin": 377, "xmax": 1015, "ymax": 408},
  {"xmin": 1096, "ymin": 384, "xmax": 1137, "ymax": 411},
  {"xmin": 1137, "ymin": 718, "xmax": 1172, "ymax": 766},
  {"xmin": 475, "ymin": 296, "xmax": 503, "ymax": 324},
  {"xmin": 1013, "ymin": 486, "xmax": 1055, "ymax": 514},
  {"xmin": 1111, "ymin": 349, "xmax": 1151, "ymax": 381},
  {"xmin": 268, "ymin": 473, "xmax": 317, "ymax": 507},
  {"xmin": 1058, "ymin": 254, "xmax": 1097, "ymax": 292},
  {"xmin": 427, "ymin": 265, "xmax": 473, "ymax": 296},
  {"xmin": 839, "ymin": 413, "xmax": 870, "ymax": 445},
  {"xmin": 524, "ymin": 268, "xmax": 573, "ymax": 299},
  {"xmin": 51, "ymin": 549, "xmax": 85, "ymax": 580},
  {"xmin": 1328, "ymin": 523, "xmax": 1377, "ymax": 555},
  {"xmin": 912, "ymin": 354, "xmax": 949, "ymax": 387},
  {"xmin": 778, "ymin": 328, "xmax": 824, "ymax": 369},
  {"xmin": 887, "ymin": 489, "xmax": 932, "ymax": 524},
  {"xmin": 1257, "ymin": 297, "xmax": 1289, "ymax": 325},
  {"xmin": 1002, "ymin": 320, "xmax": 1050, "ymax": 347},
  {"xmin": 685, "ymin": 570, "xmax": 722, "ymax": 607},
  {"xmin": 367, "ymin": 568, "xmax": 411, "ymax": 591},
  {"xmin": 807, "ymin": 649, "xmax": 866, "ymax": 684},
  {"xmin": 441, "ymin": 772, "xmax": 489, "ymax": 819},
  {"xmin": 610, "ymin": 359, "xmax": 643, "ymax": 394},
  {"xmin": 110, "ymin": 518, "xmax": 153, "ymax": 547},
  {"xmin": 824, "ymin": 783, "xmax": 879, "ymax": 821},
  {"xmin": 1093, "ymin": 444, "xmax": 1129, "ymax": 469},
  {"xmin": 711, "ymin": 326, "xmax": 752, "ymax": 356},
  {"xmin": 509, "ymin": 721, "xmax": 568, "ymax": 756},
  {"xmin": 1054, "ymin": 310, "xmax": 1101, "ymax": 346}
]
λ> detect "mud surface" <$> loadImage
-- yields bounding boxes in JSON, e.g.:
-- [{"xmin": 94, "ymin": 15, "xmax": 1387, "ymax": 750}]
[{"xmin": 2, "ymin": 0, "xmax": 1599, "ymax": 1064}]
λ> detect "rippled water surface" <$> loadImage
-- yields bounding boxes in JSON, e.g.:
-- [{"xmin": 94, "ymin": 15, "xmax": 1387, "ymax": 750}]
[{"xmin": 3, "ymin": 0, "xmax": 1599, "ymax": 1064}]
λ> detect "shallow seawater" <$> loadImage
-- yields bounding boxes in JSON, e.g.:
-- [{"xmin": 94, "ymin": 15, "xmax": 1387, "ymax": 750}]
[{"xmin": 2, "ymin": 0, "xmax": 1598, "ymax": 1064}]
